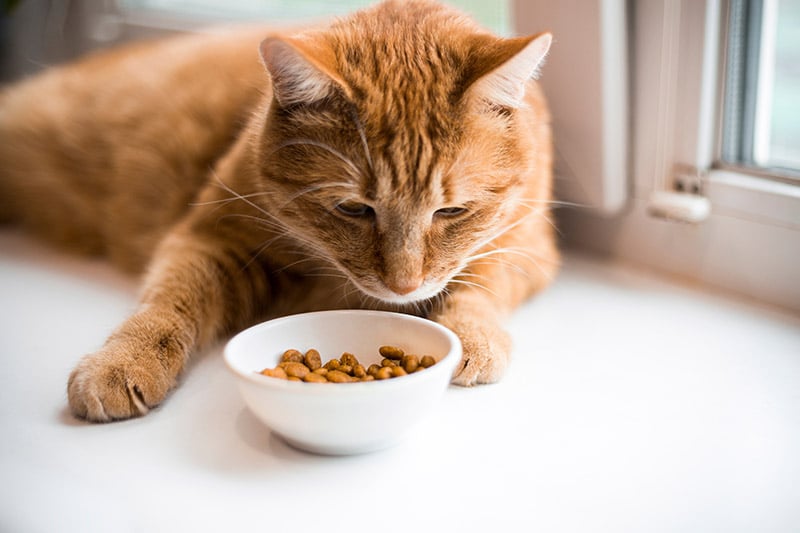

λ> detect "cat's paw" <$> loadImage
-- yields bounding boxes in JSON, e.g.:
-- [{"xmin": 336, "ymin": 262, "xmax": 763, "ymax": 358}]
[
  {"xmin": 67, "ymin": 342, "xmax": 179, "ymax": 422},
  {"xmin": 433, "ymin": 313, "xmax": 512, "ymax": 386}
]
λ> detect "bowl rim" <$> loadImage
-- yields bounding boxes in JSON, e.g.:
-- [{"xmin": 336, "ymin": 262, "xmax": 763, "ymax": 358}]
[{"xmin": 223, "ymin": 309, "xmax": 462, "ymax": 394}]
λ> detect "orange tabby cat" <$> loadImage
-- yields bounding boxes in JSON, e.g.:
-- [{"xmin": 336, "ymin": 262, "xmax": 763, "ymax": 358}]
[{"xmin": 0, "ymin": 0, "xmax": 559, "ymax": 421}]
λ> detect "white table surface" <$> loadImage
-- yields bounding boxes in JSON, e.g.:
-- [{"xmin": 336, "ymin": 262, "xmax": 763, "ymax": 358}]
[{"xmin": 1, "ymin": 229, "xmax": 799, "ymax": 533}]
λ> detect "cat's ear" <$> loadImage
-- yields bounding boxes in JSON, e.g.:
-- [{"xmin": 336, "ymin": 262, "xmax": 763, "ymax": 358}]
[
  {"xmin": 466, "ymin": 32, "xmax": 552, "ymax": 108},
  {"xmin": 259, "ymin": 36, "xmax": 350, "ymax": 107}
]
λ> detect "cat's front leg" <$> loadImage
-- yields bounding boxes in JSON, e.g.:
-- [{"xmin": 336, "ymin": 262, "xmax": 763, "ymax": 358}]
[
  {"xmin": 67, "ymin": 310, "xmax": 193, "ymax": 421},
  {"xmin": 429, "ymin": 233, "xmax": 559, "ymax": 386},
  {"xmin": 67, "ymin": 226, "xmax": 268, "ymax": 421},
  {"xmin": 429, "ymin": 291, "xmax": 513, "ymax": 386}
]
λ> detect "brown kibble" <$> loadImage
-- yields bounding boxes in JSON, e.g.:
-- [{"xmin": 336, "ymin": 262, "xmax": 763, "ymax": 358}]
[
  {"xmin": 420, "ymin": 355, "xmax": 436, "ymax": 368},
  {"xmin": 280, "ymin": 349, "xmax": 304, "ymax": 364},
  {"xmin": 260, "ymin": 367, "xmax": 288, "ymax": 379},
  {"xmin": 324, "ymin": 359, "xmax": 341, "ymax": 371},
  {"xmin": 304, "ymin": 349, "xmax": 322, "ymax": 370},
  {"xmin": 279, "ymin": 361, "xmax": 310, "ymax": 378},
  {"xmin": 401, "ymin": 354, "xmax": 419, "ymax": 373},
  {"xmin": 303, "ymin": 372, "xmax": 329, "ymax": 383},
  {"xmin": 261, "ymin": 346, "xmax": 436, "ymax": 384},
  {"xmin": 375, "ymin": 366, "xmax": 394, "ymax": 380},
  {"xmin": 353, "ymin": 364, "xmax": 367, "ymax": 378},
  {"xmin": 340, "ymin": 352, "xmax": 359, "ymax": 368},
  {"xmin": 391, "ymin": 366, "xmax": 408, "ymax": 377},
  {"xmin": 379, "ymin": 345, "xmax": 404, "ymax": 360},
  {"xmin": 326, "ymin": 370, "xmax": 355, "ymax": 383}
]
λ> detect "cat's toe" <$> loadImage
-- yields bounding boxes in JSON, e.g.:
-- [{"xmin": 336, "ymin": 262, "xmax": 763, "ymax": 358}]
[
  {"xmin": 451, "ymin": 343, "xmax": 510, "ymax": 386},
  {"xmin": 67, "ymin": 350, "xmax": 172, "ymax": 422},
  {"xmin": 437, "ymin": 316, "xmax": 512, "ymax": 386}
]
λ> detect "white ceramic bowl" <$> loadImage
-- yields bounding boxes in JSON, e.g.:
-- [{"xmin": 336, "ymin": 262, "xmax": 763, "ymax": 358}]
[{"xmin": 224, "ymin": 310, "xmax": 462, "ymax": 455}]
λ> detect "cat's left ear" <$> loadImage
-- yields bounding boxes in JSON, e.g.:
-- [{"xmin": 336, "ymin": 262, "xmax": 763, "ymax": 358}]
[
  {"xmin": 467, "ymin": 32, "xmax": 552, "ymax": 108},
  {"xmin": 259, "ymin": 35, "xmax": 351, "ymax": 107}
]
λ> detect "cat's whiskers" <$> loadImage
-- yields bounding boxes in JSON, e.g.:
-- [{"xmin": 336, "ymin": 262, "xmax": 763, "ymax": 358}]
[
  {"xmin": 513, "ymin": 200, "xmax": 568, "ymax": 236},
  {"xmin": 465, "ymin": 207, "xmax": 539, "ymax": 256},
  {"xmin": 348, "ymin": 107, "xmax": 375, "ymax": 173},
  {"xmin": 217, "ymin": 212, "xmax": 286, "ymax": 236},
  {"xmin": 190, "ymin": 190, "xmax": 271, "ymax": 208},
  {"xmin": 447, "ymin": 278, "xmax": 500, "ymax": 299},
  {"xmin": 279, "ymin": 181, "xmax": 358, "ymax": 211},
  {"xmin": 517, "ymin": 197, "xmax": 590, "ymax": 209},
  {"xmin": 466, "ymin": 247, "xmax": 557, "ymax": 283},
  {"xmin": 207, "ymin": 169, "xmax": 285, "ymax": 226}
]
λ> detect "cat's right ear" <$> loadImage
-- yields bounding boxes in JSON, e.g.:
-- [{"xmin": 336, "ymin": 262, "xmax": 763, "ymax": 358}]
[
  {"xmin": 466, "ymin": 32, "xmax": 552, "ymax": 109},
  {"xmin": 259, "ymin": 36, "xmax": 351, "ymax": 107}
]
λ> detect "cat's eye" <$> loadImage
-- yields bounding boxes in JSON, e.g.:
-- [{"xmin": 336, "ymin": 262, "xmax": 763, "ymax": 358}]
[
  {"xmin": 335, "ymin": 201, "xmax": 374, "ymax": 217},
  {"xmin": 434, "ymin": 206, "xmax": 467, "ymax": 218}
]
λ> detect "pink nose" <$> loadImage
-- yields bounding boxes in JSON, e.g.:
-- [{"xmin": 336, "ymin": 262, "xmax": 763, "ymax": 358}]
[{"xmin": 386, "ymin": 277, "xmax": 422, "ymax": 296}]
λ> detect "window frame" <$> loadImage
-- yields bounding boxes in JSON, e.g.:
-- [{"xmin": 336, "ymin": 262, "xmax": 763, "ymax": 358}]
[{"xmin": 539, "ymin": 0, "xmax": 800, "ymax": 312}]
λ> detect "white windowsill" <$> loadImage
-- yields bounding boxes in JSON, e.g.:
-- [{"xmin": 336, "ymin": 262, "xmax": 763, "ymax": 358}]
[{"xmin": 706, "ymin": 168, "xmax": 800, "ymax": 229}]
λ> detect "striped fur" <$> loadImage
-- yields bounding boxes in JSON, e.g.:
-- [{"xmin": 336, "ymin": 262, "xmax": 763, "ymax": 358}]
[{"xmin": 0, "ymin": 0, "xmax": 559, "ymax": 421}]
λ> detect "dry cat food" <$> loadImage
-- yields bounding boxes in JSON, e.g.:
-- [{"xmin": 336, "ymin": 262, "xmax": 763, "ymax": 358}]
[{"xmin": 259, "ymin": 346, "xmax": 436, "ymax": 383}]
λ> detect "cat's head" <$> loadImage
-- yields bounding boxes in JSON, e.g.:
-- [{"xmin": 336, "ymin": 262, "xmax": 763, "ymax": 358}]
[{"xmin": 255, "ymin": 0, "xmax": 551, "ymax": 305}]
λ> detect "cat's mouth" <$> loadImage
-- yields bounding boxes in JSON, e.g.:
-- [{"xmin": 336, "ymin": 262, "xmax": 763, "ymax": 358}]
[{"xmin": 353, "ymin": 277, "xmax": 447, "ymax": 305}]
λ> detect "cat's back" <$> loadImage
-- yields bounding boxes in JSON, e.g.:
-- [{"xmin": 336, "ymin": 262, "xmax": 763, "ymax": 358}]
[{"xmin": 0, "ymin": 27, "xmax": 271, "ymax": 271}]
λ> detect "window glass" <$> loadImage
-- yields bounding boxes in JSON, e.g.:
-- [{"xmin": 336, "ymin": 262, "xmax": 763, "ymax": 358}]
[
  {"xmin": 763, "ymin": 0, "xmax": 800, "ymax": 170},
  {"xmin": 721, "ymin": 0, "xmax": 800, "ymax": 178}
]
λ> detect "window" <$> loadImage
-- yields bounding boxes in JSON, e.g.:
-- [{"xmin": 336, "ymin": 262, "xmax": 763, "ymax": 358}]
[
  {"xmin": 721, "ymin": 0, "xmax": 800, "ymax": 181},
  {"xmin": 534, "ymin": 0, "xmax": 800, "ymax": 312}
]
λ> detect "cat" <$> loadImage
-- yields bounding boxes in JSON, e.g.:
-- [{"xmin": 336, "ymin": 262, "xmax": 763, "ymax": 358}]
[{"xmin": 0, "ymin": 0, "xmax": 559, "ymax": 422}]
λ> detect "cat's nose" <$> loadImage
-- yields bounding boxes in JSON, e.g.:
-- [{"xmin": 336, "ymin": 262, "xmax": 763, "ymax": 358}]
[{"xmin": 386, "ymin": 277, "xmax": 422, "ymax": 296}]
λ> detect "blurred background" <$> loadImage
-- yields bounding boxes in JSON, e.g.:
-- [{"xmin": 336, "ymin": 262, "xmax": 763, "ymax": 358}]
[{"xmin": 1, "ymin": 0, "xmax": 798, "ymax": 313}]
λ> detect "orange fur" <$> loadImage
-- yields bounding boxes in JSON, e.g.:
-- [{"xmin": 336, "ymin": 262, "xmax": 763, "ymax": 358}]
[{"xmin": 0, "ymin": 0, "xmax": 559, "ymax": 421}]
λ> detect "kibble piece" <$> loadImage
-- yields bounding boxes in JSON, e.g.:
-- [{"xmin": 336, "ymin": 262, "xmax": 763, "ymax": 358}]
[
  {"xmin": 312, "ymin": 368, "xmax": 329, "ymax": 376},
  {"xmin": 375, "ymin": 366, "xmax": 394, "ymax": 380},
  {"xmin": 326, "ymin": 370, "xmax": 355, "ymax": 383},
  {"xmin": 304, "ymin": 349, "xmax": 322, "ymax": 370},
  {"xmin": 391, "ymin": 366, "xmax": 408, "ymax": 377},
  {"xmin": 420, "ymin": 355, "xmax": 436, "ymax": 368},
  {"xmin": 360, "ymin": 375, "xmax": 375, "ymax": 382},
  {"xmin": 260, "ymin": 367, "xmax": 288, "ymax": 379},
  {"xmin": 401, "ymin": 354, "xmax": 419, "ymax": 373},
  {"xmin": 340, "ymin": 352, "xmax": 360, "ymax": 368},
  {"xmin": 303, "ymin": 372, "xmax": 329, "ymax": 383},
  {"xmin": 338, "ymin": 364, "xmax": 353, "ymax": 375},
  {"xmin": 381, "ymin": 358, "xmax": 397, "ymax": 367},
  {"xmin": 379, "ymin": 345, "xmax": 404, "ymax": 360},
  {"xmin": 324, "ymin": 359, "xmax": 341, "ymax": 371},
  {"xmin": 353, "ymin": 364, "xmax": 367, "ymax": 378},
  {"xmin": 280, "ymin": 349, "xmax": 304, "ymax": 364},
  {"xmin": 279, "ymin": 361, "xmax": 310, "ymax": 379},
  {"xmin": 367, "ymin": 364, "xmax": 381, "ymax": 377},
  {"xmin": 287, "ymin": 376, "xmax": 302, "ymax": 382}
]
